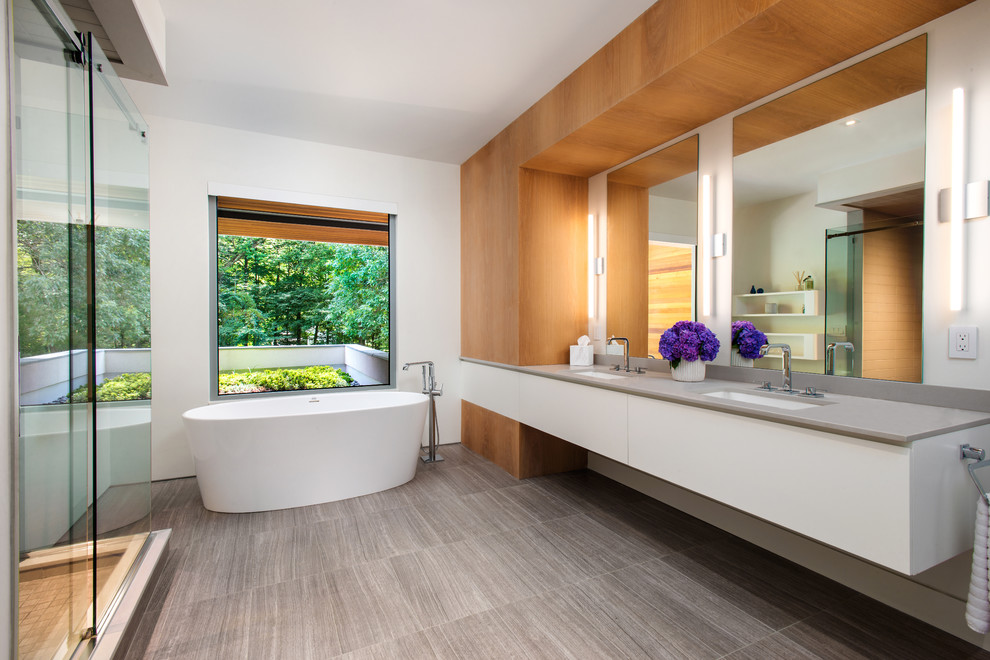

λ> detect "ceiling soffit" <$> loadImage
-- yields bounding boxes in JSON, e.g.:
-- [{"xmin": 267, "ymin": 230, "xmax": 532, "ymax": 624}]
[{"xmin": 520, "ymin": 0, "xmax": 971, "ymax": 178}]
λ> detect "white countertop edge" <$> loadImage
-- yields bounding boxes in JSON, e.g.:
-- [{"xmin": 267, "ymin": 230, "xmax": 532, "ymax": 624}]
[{"xmin": 459, "ymin": 357, "xmax": 990, "ymax": 446}]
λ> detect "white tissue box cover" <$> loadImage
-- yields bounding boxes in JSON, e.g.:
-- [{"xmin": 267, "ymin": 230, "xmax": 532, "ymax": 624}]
[{"xmin": 570, "ymin": 345, "xmax": 594, "ymax": 366}]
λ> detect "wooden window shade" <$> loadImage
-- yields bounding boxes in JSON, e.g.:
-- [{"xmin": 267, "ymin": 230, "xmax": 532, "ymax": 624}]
[{"xmin": 216, "ymin": 196, "xmax": 389, "ymax": 247}]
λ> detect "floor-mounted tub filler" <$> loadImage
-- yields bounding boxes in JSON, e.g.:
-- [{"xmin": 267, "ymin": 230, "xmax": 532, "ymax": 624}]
[{"xmin": 183, "ymin": 390, "xmax": 428, "ymax": 513}]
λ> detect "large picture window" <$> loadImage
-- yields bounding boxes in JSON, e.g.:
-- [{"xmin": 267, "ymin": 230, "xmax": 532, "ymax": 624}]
[{"xmin": 211, "ymin": 196, "xmax": 394, "ymax": 396}]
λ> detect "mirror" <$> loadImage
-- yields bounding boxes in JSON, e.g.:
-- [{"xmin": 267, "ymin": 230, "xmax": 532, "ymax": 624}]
[
  {"xmin": 606, "ymin": 135, "xmax": 699, "ymax": 358},
  {"xmin": 731, "ymin": 36, "xmax": 926, "ymax": 382}
]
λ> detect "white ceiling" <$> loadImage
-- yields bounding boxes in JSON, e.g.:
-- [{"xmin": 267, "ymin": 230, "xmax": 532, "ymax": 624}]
[
  {"xmin": 733, "ymin": 91, "xmax": 927, "ymax": 207},
  {"xmin": 122, "ymin": 0, "xmax": 657, "ymax": 164}
]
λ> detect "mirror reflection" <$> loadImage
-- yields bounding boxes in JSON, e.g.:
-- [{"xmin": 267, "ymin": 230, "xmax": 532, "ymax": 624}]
[
  {"xmin": 606, "ymin": 135, "xmax": 698, "ymax": 358},
  {"xmin": 731, "ymin": 36, "xmax": 926, "ymax": 382}
]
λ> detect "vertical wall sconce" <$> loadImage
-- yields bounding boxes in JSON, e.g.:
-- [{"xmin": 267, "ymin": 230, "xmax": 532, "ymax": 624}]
[
  {"xmin": 701, "ymin": 174, "xmax": 713, "ymax": 317},
  {"xmin": 950, "ymin": 87, "xmax": 965, "ymax": 312},
  {"xmin": 588, "ymin": 214, "xmax": 597, "ymax": 318}
]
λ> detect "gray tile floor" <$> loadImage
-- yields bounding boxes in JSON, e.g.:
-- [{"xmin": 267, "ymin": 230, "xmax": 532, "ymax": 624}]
[{"xmin": 124, "ymin": 444, "xmax": 990, "ymax": 659}]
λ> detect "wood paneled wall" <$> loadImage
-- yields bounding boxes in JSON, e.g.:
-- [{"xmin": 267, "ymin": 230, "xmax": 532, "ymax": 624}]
[
  {"xmin": 519, "ymin": 169, "xmax": 589, "ymax": 365},
  {"xmin": 462, "ymin": 0, "xmax": 969, "ymax": 368},
  {"xmin": 461, "ymin": 0, "xmax": 970, "ymax": 475},
  {"xmin": 606, "ymin": 182, "xmax": 649, "ymax": 357},
  {"xmin": 461, "ymin": 401, "xmax": 587, "ymax": 479}
]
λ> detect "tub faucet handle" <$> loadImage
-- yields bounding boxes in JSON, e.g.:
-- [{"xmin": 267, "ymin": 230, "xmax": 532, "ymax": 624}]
[{"xmin": 432, "ymin": 383, "xmax": 444, "ymax": 397}]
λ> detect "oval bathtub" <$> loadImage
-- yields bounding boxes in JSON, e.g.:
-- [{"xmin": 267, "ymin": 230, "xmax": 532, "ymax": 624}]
[{"xmin": 182, "ymin": 391, "xmax": 428, "ymax": 513}]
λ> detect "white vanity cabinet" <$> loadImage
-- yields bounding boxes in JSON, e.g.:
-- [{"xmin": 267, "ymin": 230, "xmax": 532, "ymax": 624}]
[
  {"xmin": 461, "ymin": 361, "xmax": 985, "ymax": 575},
  {"xmin": 627, "ymin": 397, "xmax": 976, "ymax": 575},
  {"xmin": 519, "ymin": 375, "xmax": 628, "ymax": 463}
]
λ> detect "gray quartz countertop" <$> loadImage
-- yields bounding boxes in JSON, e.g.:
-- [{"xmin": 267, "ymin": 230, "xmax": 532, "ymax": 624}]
[{"xmin": 461, "ymin": 358, "xmax": 990, "ymax": 446}]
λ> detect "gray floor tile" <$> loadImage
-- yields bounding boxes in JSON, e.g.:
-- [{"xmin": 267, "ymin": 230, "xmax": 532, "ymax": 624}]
[
  {"xmin": 686, "ymin": 538, "xmax": 857, "ymax": 614},
  {"xmin": 610, "ymin": 560, "xmax": 773, "ymax": 654},
  {"xmin": 474, "ymin": 526, "xmax": 592, "ymax": 591},
  {"xmin": 660, "ymin": 549, "xmax": 819, "ymax": 631},
  {"xmin": 528, "ymin": 469, "xmax": 646, "ymax": 512},
  {"xmin": 495, "ymin": 590, "xmax": 629, "ymax": 659},
  {"xmin": 137, "ymin": 444, "xmax": 988, "ymax": 660},
  {"xmin": 489, "ymin": 482, "xmax": 579, "ymax": 523},
  {"xmin": 227, "ymin": 524, "xmax": 326, "ymax": 593},
  {"xmin": 433, "ymin": 609, "xmax": 531, "ymax": 660},
  {"xmin": 560, "ymin": 577, "xmax": 723, "ymax": 659},
  {"xmin": 722, "ymin": 633, "xmax": 825, "ymax": 659},
  {"xmin": 536, "ymin": 513, "xmax": 658, "ymax": 574},
  {"xmin": 337, "ymin": 628, "xmax": 445, "ymax": 660},
  {"xmin": 389, "ymin": 542, "xmax": 494, "ymax": 624},
  {"xmin": 324, "ymin": 559, "xmax": 426, "ymax": 654},
  {"xmin": 414, "ymin": 493, "xmax": 509, "ymax": 543}
]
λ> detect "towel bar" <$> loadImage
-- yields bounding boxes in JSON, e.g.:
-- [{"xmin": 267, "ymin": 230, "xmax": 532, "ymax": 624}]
[{"xmin": 962, "ymin": 445, "xmax": 990, "ymax": 505}]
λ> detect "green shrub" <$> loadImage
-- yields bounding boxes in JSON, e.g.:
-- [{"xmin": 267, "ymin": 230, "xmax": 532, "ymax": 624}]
[
  {"xmin": 218, "ymin": 365, "xmax": 353, "ymax": 395},
  {"xmin": 70, "ymin": 372, "xmax": 151, "ymax": 402}
]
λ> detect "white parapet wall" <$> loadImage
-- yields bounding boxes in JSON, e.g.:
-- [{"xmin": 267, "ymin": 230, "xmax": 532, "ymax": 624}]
[
  {"xmin": 19, "ymin": 348, "xmax": 152, "ymax": 405},
  {"xmin": 19, "ymin": 344, "xmax": 391, "ymax": 405},
  {"xmin": 218, "ymin": 344, "xmax": 389, "ymax": 385},
  {"xmin": 217, "ymin": 344, "xmax": 348, "ymax": 371}
]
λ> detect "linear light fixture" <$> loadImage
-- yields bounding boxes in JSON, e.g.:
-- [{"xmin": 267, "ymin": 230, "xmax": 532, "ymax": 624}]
[
  {"xmin": 701, "ymin": 174, "xmax": 712, "ymax": 317},
  {"xmin": 588, "ymin": 213, "xmax": 596, "ymax": 319},
  {"xmin": 950, "ymin": 87, "xmax": 965, "ymax": 312}
]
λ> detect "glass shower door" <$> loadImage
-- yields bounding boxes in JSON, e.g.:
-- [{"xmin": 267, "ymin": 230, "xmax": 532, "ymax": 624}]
[
  {"xmin": 14, "ymin": 0, "xmax": 94, "ymax": 656},
  {"xmin": 87, "ymin": 33, "xmax": 153, "ymax": 630}
]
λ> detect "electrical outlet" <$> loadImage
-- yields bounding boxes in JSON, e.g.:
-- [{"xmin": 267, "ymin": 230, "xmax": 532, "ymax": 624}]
[{"xmin": 949, "ymin": 326, "xmax": 978, "ymax": 359}]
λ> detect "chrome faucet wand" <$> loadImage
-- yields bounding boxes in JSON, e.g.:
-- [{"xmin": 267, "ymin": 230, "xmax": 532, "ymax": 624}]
[
  {"xmin": 759, "ymin": 343, "xmax": 793, "ymax": 392},
  {"xmin": 607, "ymin": 336, "xmax": 631, "ymax": 372},
  {"xmin": 825, "ymin": 342, "xmax": 855, "ymax": 375},
  {"xmin": 402, "ymin": 361, "xmax": 443, "ymax": 463}
]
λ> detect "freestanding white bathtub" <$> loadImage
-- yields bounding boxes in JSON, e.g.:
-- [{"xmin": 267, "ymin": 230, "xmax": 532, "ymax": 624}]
[{"xmin": 182, "ymin": 390, "xmax": 428, "ymax": 513}]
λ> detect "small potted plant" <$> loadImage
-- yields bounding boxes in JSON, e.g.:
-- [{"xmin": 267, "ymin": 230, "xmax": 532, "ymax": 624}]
[
  {"xmin": 658, "ymin": 320, "xmax": 720, "ymax": 382},
  {"xmin": 731, "ymin": 320, "xmax": 768, "ymax": 367}
]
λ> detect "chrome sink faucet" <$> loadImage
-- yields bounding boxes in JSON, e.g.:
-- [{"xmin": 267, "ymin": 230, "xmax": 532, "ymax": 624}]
[
  {"xmin": 825, "ymin": 342, "xmax": 855, "ymax": 375},
  {"xmin": 607, "ymin": 336, "xmax": 630, "ymax": 372},
  {"xmin": 759, "ymin": 343, "xmax": 793, "ymax": 392}
]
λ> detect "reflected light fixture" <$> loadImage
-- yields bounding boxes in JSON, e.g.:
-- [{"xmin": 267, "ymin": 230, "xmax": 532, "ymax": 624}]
[
  {"xmin": 588, "ymin": 214, "xmax": 596, "ymax": 319},
  {"xmin": 844, "ymin": 119, "xmax": 858, "ymax": 126},
  {"xmin": 950, "ymin": 87, "xmax": 965, "ymax": 311},
  {"xmin": 701, "ymin": 174, "xmax": 712, "ymax": 317}
]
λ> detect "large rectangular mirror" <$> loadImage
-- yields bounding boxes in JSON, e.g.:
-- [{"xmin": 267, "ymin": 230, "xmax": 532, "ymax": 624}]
[
  {"xmin": 731, "ymin": 36, "xmax": 926, "ymax": 382},
  {"xmin": 606, "ymin": 135, "xmax": 699, "ymax": 358}
]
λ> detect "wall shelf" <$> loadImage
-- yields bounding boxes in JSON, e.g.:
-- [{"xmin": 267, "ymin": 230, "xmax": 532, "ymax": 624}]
[
  {"xmin": 760, "ymin": 333, "xmax": 823, "ymax": 361},
  {"xmin": 733, "ymin": 290, "xmax": 820, "ymax": 316}
]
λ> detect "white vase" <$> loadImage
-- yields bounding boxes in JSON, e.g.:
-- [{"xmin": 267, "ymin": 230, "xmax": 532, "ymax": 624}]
[
  {"xmin": 730, "ymin": 348, "xmax": 754, "ymax": 367},
  {"xmin": 670, "ymin": 359, "xmax": 705, "ymax": 382}
]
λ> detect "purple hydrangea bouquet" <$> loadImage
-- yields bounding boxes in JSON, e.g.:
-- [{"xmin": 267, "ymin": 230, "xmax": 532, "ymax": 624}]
[
  {"xmin": 731, "ymin": 320, "xmax": 768, "ymax": 360},
  {"xmin": 657, "ymin": 320, "xmax": 720, "ymax": 370}
]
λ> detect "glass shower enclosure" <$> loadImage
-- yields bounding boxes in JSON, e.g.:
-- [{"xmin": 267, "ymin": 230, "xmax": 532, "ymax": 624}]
[
  {"xmin": 824, "ymin": 218, "xmax": 924, "ymax": 382},
  {"xmin": 13, "ymin": 0, "xmax": 152, "ymax": 657}
]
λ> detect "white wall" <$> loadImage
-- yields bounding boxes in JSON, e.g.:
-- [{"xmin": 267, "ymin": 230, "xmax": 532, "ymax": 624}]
[
  {"xmin": 648, "ymin": 195, "xmax": 696, "ymax": 242},
  {"xmin": 923, "ymin": 0, "xmax": 990, "ymax": 390},
  {"xmin": 733, "ymin": 191, "xmax": 845, "ymax": 296},
  {"xmin": 128, "ymin": 112, "xmax": 461, "ymax": 479}
]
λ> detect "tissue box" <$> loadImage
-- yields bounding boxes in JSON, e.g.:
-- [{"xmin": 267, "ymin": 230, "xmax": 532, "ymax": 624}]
[{"xmin": 570, "ymin": 345, "xmax": 594, "ymax": 366}]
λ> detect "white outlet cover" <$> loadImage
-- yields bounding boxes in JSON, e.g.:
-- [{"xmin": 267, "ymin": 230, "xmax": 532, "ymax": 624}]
[{"xmin": 949, "ymin": 325, "xmax": 979, "ymax": 359}]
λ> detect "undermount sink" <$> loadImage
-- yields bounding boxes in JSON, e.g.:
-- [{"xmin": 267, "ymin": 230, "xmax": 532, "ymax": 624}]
[
  {"xmin": 572, "ymin": 370, "xmax": 630, "ymax": 380},
  {"xmin": 701, "ymin": 389, "xmax": 827, "ymax": 411}
]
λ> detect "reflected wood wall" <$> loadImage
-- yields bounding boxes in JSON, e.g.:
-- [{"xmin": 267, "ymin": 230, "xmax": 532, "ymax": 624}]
[
  {"xmin": 606, "ymin": 182, "xmax": 649, "ymax": 357},
  {"xmin": 648, "ymin": 245, "xmax": 694, "ymax": 358},
  {"xmin": 861, "ymin": 214, "xmax": 923, "ymax": 382}
]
